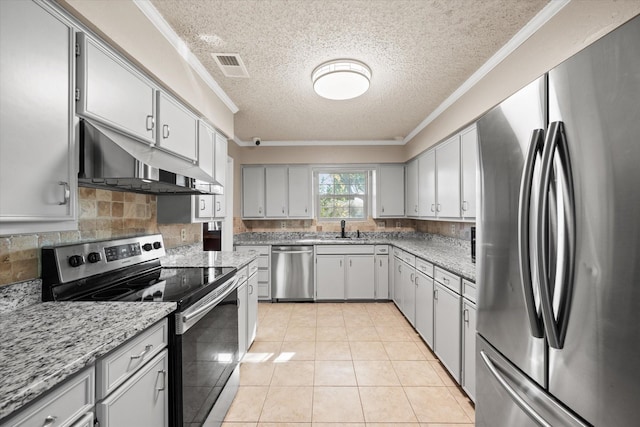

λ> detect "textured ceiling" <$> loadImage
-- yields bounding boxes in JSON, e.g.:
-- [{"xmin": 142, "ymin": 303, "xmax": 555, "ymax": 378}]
[{"xmin": 150, "ymin": 0, "xmax": 548, "ymax": 144}]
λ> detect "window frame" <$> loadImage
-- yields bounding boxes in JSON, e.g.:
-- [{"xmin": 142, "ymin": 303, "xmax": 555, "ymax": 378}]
[{"xmin": 314, "ymin": 168, "xmax": 371, "ymax": 222}]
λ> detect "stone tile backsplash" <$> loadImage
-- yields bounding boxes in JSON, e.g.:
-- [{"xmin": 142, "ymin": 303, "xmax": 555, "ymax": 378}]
[{"xmin": 0, "ymin": 188, "xmax": 200, "ymax": 287}]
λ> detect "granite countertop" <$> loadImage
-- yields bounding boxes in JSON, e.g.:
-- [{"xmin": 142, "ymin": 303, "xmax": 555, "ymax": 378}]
[
  {"xmin": 162, "ymin": 247, "xmax": 258, "ymax": 269},
  {"xmin": 234, "ymin": 232, "xmax": 476, "ymax": 282},
  {"xmin": 0, "ymin": 301, "xmax": 176, "ymax": 420}
]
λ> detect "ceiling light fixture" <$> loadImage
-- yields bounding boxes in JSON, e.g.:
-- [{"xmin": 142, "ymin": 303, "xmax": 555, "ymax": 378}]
[{"xmin": 312, "ymin": 59, "xmax": 371, "ymax": 100}]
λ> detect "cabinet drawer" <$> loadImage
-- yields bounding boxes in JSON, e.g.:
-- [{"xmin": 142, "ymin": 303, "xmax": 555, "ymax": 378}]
[
  {"xmin": 258, "ymin": 282, "xmax": 270, "ymax": 298},
  {"xmin": 71, "ymin": 412, "xmax": 94, "ymax": 427},
  {"xmin": 374, "ymin": 245, "xmax": 389, "ymax": 254},
  {"xmin": 434, "ymin": 267, "xmax": 461, "ymax": 294},
  {"xmin": 6, "ymin": 368, "xmax": 94, "ymax": 427},
  {"xmin": 236, "ymin": 245, "xmax": 270, "ymax": 256},
  {"xmin": 96, "ymin": 350, "xmax": 168, "ymax": 427},
  {"xmin": 257, "ymin": 255, "xmax": 269, "ymax": 269},
  {"xmin": 236, "ymin": 266, "xmax": 248, "ymax": 284},
  {"xmin": 248, "ymin": 260, "xmax": 259, "ymax": 276},
  {"xmin": 257, "ymin": 270, "xmax": 269, "ymax": 283},
  {"xmin": 316, "ymin": 245, "xmax": 374, "ymax": 255},
  {"xmin": 415, "ymin": 258, "xmax": 433, "ymax": 277},
  {"xmin": 462, "ymin": 279, "xmax": 476, "ymax": 303},
  {"xmin": 96, "ymin": 319, "xmax": 168, "ymax": 400},
  {"xmin": 401, "ymin": 252, "xmax": 415, "ymax": 267},
  {"xmin": 392, "ymin": 247, "xmax": 402, "ymax": 258}
]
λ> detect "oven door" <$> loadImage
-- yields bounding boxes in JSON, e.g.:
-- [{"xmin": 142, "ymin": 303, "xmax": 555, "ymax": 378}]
[{"xmin": 173, "ymin": 275, "xmax": 240, "ymax": 426}]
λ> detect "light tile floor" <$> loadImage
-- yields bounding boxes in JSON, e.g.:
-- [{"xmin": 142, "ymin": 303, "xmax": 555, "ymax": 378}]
[{"xmin": 218, "ymin": 301, "xmax": 475, "ymax": 427}]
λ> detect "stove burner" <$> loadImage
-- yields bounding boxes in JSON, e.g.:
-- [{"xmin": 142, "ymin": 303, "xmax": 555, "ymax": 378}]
[{"xmin": 92, "ymin": 286, "xmax": 133, "ymax": 300}]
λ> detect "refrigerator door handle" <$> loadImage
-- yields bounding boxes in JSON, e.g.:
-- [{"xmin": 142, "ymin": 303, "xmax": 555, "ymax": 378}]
[
  {"xmin": 536, "ymin": 121, "xmax": 576, "ymax": 349},
  {"xmin": 518, "ymin": 128, "xmax": 545, "ymax": 338},
  {"xmin": 480, "ymin": 350, "xmax": 553, "ymax": 427}
]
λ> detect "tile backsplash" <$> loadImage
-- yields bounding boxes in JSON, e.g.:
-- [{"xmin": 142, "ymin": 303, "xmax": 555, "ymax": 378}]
[{"xmin": 0, "ymin": 188, "xmax": 200, "ymax": 286}]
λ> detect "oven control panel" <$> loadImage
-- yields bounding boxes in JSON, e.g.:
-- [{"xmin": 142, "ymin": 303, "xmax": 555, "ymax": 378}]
[{"xmin": 44, "ymin": 234, "xmax": 166, "ymax": 283}]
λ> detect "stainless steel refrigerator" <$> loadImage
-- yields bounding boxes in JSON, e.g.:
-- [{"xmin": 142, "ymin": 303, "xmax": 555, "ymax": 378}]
[{"xmin": 476, "ymin": 14, "xmax": 640, "ymax": 427}]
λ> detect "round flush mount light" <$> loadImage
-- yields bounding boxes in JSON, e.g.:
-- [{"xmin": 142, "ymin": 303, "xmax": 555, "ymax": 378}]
[{"xmin": 312, "ymin": 59, "xmax": 371, "ymax": 100}]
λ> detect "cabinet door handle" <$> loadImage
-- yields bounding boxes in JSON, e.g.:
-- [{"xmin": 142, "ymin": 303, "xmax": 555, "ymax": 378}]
[
  {"xmin": 200, "ymin": 199, "xmax": 206, "ymax": 211},
  {"xmin": 350, "ymin": 259, "xmax": 353, "ymax": 267},
  {"xmin": 282, "ymin": 207, "xmax": 285, "ymax": 214},
  {"xmin": 156, "ymin": 369, "xmax": 167, "ymax": 391},
  {"xmin": 382, "ymin": 206, "xmax": 385, "ymax": 213},
  {"xmin": 258, "ymin": 207, "xmax": 262, "ymax": 214},
  {"xmin": 305, "ymin": 207, "xmax": 308, "ymax": 213},
  {"xmin": 415, "ymin": 276, "xmax": 419, "ymax": 286},
  {"xmin": 146, "ymin": 115, "xmax": 155, "ymax": 131},
  {"xmin": 43, "ymin": 415, "xmax": 57, "ymax": 426},
  {"xmin": 131, "ymin": 344, "xmax": 153, "ymax": 360},
  {"xmin": 379, "ymin": 259, "xmax": 382, "ymax": 267},
  {"xmin": 414, "ymin": 204, "xmax": 418, "ymax": 213},
  {"xmin": 462, "ymin": 200, "xmax": 468, "ymax": 211},
  {"xmin": 434, "ymin": 289, "xmax": 438, "ymax": 300},
  {"xmin": 216, "ymin": 201, "xmax": 221, "ymax": 212},
  {"xmin": 162, "ymin": 124, "xmax": 170, "ymax": 139},
  {"xmin": 437, "ymin": 203, "xmax": 441, "ymax": 212},
  {"xmin": 443, "ymin": 277, "xmax": 450, "ymax": 284},
  {"xmin": 410, "ymin": 272, "xmax": 415, "ymax": 282},
  {"xmin": 58, "ymin": 181, "xmax": 70, "ymax": 205},
  {"xmin": 431, "ymin": 203, "xmax": 435, "ymax": 212},
  {"xmin": 340, "ymin": 259, "xmax": 342, "ymax": 267},
  {"xmin": 464, "ymin": 308, "xmax": 469, "ymax": 323},
  {"xmin": 398, "ymin": 264, "xmax": 402, "ymax": 272},
  {"xmin": 249, "ymin": 284, "xmax": 254, "ymax": 294}
]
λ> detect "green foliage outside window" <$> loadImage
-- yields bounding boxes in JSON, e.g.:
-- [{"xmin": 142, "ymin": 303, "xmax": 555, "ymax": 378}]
[{"xmin": 317, "ymin": 171, "xmax": 367, "ymax": 219}]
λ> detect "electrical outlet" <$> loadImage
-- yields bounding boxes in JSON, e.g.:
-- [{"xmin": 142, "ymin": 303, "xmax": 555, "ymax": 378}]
[
  {"xmin": 280, "ymin": 221, "xmax": 286, "ymax": 229},
  {"xmin": 377, "ymin": 221, "xmax": 385, "ymax": 229},
  {"xmin": 450, "ymin": 224, "xmax": 456, "ymax": 235},
  {"xmin": 180, "ymin": 228, "xmax": 187, "ymax": 241},
  {"xmin": 396, "ymin": 221, "xmax": 401, "ymax": 229}
]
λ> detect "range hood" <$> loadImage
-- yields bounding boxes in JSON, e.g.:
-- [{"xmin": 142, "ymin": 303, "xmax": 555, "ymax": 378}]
[{"xmin": 78, "ymin": 119, "xmax": 223, "ymax": 196}]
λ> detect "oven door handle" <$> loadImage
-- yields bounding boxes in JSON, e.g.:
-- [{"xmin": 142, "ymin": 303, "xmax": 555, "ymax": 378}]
[{"xmin": 178, "ymin": 275, "xmax": 239, "ymax": 334}]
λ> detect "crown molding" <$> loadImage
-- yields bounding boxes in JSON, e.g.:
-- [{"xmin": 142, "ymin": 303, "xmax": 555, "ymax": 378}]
[
  {"xmin": 133, "ymin": 0, "xmax": 239, "ymax": 114},
  {"xmin": 403, "ymin": 0, "xmax": 570, "ymax": 144},
  {"xmin": 233, "ymin": 137, "xmax": 405, "ymax": 147}
]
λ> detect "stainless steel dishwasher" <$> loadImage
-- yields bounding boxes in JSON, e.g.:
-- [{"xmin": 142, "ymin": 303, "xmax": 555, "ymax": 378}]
[{"xmin": 271, "ymin": 245, "xmax": 314, "ymax": 301}]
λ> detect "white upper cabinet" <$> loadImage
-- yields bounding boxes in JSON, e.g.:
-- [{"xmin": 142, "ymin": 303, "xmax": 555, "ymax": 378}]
[
  {"xmin": 460, "ymin": 126, "xmax": 478, "ymax": 219},
  {"xmin": 406, "ymin": 159, "xmax": 419, "ymax": 217},
  {"xmin": 435, "ymin": 136, "xmax": 461, "ymax": 218},
  {"xmin": 215, "ymin": 132, "xmax": 227, "ymax": 187},
  {"xmin": 375, "ymin": 164, "xmax": 405, "ymax": 217},
  {"xmin": 76, "ymin": 33, "xmax": 156, "ymax": 144},
  {"xmin": 156, "ymin": 92, "xmax": 198, "ymax": 162},
  {"xmin": 242, "ymin": 166, "xmax": 265, "ymax": 218},
  {"xmin": 265, "ymin": 166, "xmax": 288, "ymax": 218},
  {"xmin": 418, "ymin": 151, "xmax": 436, "ymax": 218},
  {"xmin": 288, "ymin": 166, "xmax": 312, "ymax": 218},
  {"xmin": 0, "ymin": 0, "xmax": 77, "ymax": 231},
  {"xmin": 198, "ymin": 121, "xmax": 215, "ymax": 181}
]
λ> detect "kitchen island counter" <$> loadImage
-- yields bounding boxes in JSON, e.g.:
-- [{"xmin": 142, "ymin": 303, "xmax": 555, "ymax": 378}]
[{"xmin": 0, "ymin": 301, "xmax": 176, "ymax": 420}]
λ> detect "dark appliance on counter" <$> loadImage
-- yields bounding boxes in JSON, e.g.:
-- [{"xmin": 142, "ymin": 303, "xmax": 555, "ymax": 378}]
[
  {"xmin": 203, "ymin": 221, "xmax": 222, "ymax": 251},
  {"xmin": 476, "ymin": 15, "xmax": 640, "ymax": 427},
  {"xmin": 42, "ymin": 234, "xmax": 237, "ymax": 427}
]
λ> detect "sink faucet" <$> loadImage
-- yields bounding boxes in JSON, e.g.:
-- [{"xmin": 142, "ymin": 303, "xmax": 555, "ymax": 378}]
[{"xmin": 341, "ymin": 220, "xmax": 346, "ymax": 238}]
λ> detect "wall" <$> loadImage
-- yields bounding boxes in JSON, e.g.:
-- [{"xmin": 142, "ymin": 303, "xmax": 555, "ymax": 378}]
[
  {"xmin": 0, "ymin": 188, "xmax": 200, "ymax": 287},
  {"xmin": 404, "ymin": 1, "xmax": 640, "ymax": 159},
  {"xmin": 56, "ymin": 0, "xmax": 235, "ymax": 138}
]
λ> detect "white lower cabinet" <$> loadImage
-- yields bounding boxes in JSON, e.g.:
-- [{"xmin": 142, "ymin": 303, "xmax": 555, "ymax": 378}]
[
  {"xmin": 393, "ymin": 254, "xmax": 403, "ymax": 308},
  {"xmin": 415, "ymin": 269, "xmax": 434, "ymax": 348},
  {"xmin": 462, "ymin": 298, "xmax": 477, "ymax": 402},
  {"xmin": 237, "ymin": 271, "xmax": 248, "ymax": 358},
  {"xmin": 315, "ymin": 246, "xmax": 375, "ymax": 301},
  {"xmin": 247, "ymin": 264, "xmax": 259, "ymax": 346},
  {"xmin": 375, "ymin": 254, "xmax": 389, "ymax": 300},
  {"xmin": 433, "ymin": 282, "xmax": 462, "ymax": 383},
  {"xmin": 2, "ymin": 367, "xmax": 94, "ymax": 427},
  {"xmin": 316, "ymin": 255, "xmax": 345, "ymax": 300},
  {"xmin": 346, "ymin": 255, "xmax": 375, "ymax": 299},
  {"xmin": 235, "ymin": 246, "xmax": 271, "ymax": 300},
  {"xmin": 96, "ymin": 350, "xmax": 169, "ymax": 427},
  {"xmin": 402, "ymin": 265, "xmax": 416, "ymax": 326}
]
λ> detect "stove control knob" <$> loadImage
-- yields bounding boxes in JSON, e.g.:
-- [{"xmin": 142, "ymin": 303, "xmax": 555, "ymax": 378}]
[
  {"xmin": 87, "ymin": 252, "xmax": 102, "ymax": 263},
  {"xmin": 142, "ymin": 243, "xmax": 153, "ymax": 252},
  {"xmin": 153, "ymin": 241, "xmax": 162, "ymax": 250},
  {"xmin": 68, "ymin": 255, "xmax": 85, "ymax": 268}
]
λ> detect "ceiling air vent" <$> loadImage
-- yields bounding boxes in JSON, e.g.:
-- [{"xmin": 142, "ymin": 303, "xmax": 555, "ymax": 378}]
[{"xmin": 212, "ymin": 53, "xmax": 249, "ymax": 78}]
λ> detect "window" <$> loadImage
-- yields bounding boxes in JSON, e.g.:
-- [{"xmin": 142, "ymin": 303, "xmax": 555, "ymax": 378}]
[{"xmin": 317, "ymin": 171, "xmax": 368, "ymax": 220}]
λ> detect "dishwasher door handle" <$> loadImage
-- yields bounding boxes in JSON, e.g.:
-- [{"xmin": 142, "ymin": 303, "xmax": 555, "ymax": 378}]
[{"xmin": 273, "ymin": 250, "xmax": 313, "ymax": 254}]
